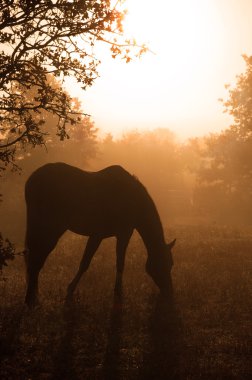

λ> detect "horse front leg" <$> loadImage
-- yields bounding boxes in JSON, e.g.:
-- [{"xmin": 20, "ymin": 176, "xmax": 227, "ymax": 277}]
[
  {"xmin": 25, "ymin": 266, "xmax": 40, "ymax": 307},
  {"xmin": 25, "ymin": 246, "xmax": 52, "ymax": 307},
  {"xmin": 25, "ymin": 223, "xmax": 64, "ymax": 307},
  {"xmin": 67, "ymin": 235, "xmax": 102, "ymax": 299},
  {"xmin": 114, "ymin": 230, "xmax": 133, "ymax": 296}
]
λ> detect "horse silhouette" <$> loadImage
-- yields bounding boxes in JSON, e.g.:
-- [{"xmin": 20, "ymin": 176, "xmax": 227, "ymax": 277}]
[{"xmin": 24, "ymin": 163, "xmax": 176, "ymax": 306}]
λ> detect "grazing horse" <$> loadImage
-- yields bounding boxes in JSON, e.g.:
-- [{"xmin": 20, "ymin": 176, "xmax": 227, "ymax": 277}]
[{"xmin": 24, "ymin": 163, "xmax": 176, "ymax": 306}]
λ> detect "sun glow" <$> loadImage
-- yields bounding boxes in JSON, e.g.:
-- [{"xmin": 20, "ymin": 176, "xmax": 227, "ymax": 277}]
[
  {"xmin": 123, "ymin": 0, "xmax": 223, "ymax": 92},
  {"xmin": 67, "ymin": 0, "xmax": 239, "ymax": 138}
]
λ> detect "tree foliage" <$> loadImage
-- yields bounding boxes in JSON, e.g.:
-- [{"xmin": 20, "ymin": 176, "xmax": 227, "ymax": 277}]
[
  {"xmin": 194, "ymin": 55, "xmax": 252, "ymax": 222},
  {"xmin": 0, "ymin": 233, "xmax": 15, "ymax": 272},
  {"xmin": 222, "ymin": 55, "xmax": 252, "ymax": 139},
  {"xmin": 0, "ymin": 0, "xmax": 145, "ymax": 170},
  {"xmin": 15, "ymin": 75, "xmax": 98, "ymax": 169}
]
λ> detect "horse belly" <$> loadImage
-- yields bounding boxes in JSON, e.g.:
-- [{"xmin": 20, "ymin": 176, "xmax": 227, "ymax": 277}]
[{"xmin": 67, "ymin": 201, "xmax": 135, "ymax": 236}]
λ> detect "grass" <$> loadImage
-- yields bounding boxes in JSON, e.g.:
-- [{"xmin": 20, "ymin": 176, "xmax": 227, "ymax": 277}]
[{"xmin": 0, "ymin": 225, "xmax": 251, "ymax": 379}]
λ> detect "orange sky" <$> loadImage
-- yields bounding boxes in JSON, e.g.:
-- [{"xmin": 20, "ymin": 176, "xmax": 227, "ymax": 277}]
[{"xmin": 66, "ymin": 0, "xmax": 252, "ymax": 140}]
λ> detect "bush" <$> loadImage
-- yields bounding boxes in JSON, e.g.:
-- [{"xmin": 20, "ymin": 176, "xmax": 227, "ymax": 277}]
[{"xmin": 0, "ymin": 234, "xmax": 15, "ymax": 272}]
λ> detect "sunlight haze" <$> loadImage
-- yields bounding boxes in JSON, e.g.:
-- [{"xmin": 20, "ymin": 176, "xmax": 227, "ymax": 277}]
[{"xmin": 66, "ymin": 0, "xmax": 252, "ymax": 139}]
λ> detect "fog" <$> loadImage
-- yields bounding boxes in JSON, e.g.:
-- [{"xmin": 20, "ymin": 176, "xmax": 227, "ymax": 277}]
[{"xmin": 1, "ymin": 123, "xmax": 252, "ymax": 247}]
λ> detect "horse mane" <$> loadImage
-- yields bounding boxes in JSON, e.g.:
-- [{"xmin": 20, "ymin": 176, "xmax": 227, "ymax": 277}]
[{"xmin": 131, "ymin": 173, "xmax": 165, "ymax": 245}]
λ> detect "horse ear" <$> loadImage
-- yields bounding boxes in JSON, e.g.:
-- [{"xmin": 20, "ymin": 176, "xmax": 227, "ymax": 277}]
[{"xmin": 167, "ymin": 238, "xmax": 176, "ymax": 250}]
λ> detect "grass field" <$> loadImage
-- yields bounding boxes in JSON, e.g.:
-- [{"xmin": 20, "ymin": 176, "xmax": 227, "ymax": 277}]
[{"xmin": 0, "ymin": 225, "xmax": 251, "ymax": 380}]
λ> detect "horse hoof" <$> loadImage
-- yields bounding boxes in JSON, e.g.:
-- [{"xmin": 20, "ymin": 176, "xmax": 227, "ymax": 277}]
[
  {"xmin": 25, "ymin": 298, "xmax": 39, "ymax": 308},
  {"xmin": 65, "ymin": 289, "xmax": 74, "ymax": 302},
  {"xmin": 114, "ymin": 285, "xmax": 123, "ymax": 297}
]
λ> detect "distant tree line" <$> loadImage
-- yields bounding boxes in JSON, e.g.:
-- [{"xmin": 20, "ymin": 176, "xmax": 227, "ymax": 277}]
[{"xmin": 194, "ymin": 55, "xmax": 252, "ymax": 223}]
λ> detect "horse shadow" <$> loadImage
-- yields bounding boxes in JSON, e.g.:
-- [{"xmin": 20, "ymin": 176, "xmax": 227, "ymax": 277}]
[
  {"xmin": 39, "ymin": 290, "xmax": 181, "ymax": 380},
  {"xmin": 103, "ymin": 287, "xmax": 182, "ymax": 380},
  {"xmin": 52, "ymin": 299, "xmax": 79, "ymax": 380},
  {"xmin": 103, "ymin": 292, "xmax": 124, "ymax": 380},
  {"xmin": 139, "ymin": 292, "xmax": 182, "ymax": 380}
]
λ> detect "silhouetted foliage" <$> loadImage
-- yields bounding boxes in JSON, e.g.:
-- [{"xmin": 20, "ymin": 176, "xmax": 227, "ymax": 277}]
[
  {"xmin": 0, "ymin": 233, "xmax": 15, "ymax": 272},
  {"xmin": 194, "ymin": 55, "xmax": 252, "ymax": 222},
  {"xmin": 16, "ymin": 75, "xmax": 98, "ymax": 170},
  {"xmin": 222, "ymin": 55, "xmax": 252, "ymax": 139},
  {"xmin": 0, "ymin": 0, "xmax": 146, "ymax": 170}
]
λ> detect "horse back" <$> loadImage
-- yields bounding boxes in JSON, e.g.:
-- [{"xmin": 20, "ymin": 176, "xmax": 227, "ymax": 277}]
[{"xmin": 25, "ymin": 163, "xmax": 144, "ymax": 235}]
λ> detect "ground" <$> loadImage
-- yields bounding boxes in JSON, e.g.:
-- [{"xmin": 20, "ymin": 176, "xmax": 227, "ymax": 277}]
[{"xmin": 0, "ymin": 225, "xmax": 251, "ymax": 379}]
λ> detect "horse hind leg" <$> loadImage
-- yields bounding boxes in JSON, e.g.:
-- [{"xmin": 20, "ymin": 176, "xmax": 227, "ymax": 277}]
[
  {"xmin": 25, "ymin": 251, "xmax": 40, "ymax": 307},
  {"xmin": 25, "ymin": 247, "xmax": 48, "ymax": 307},
  {"xmin": 67, "ymin": 235, "xmax": 102, "ymax": 299},
  {"xmin": 114, "ymin": 230, "xmax": 133, "ymax": 296}
]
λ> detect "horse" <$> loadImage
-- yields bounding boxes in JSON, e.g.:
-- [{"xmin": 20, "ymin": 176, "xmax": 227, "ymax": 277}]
[{"xmin": 24, "ymin": 163, "xmax": 176, "ymax": 306}]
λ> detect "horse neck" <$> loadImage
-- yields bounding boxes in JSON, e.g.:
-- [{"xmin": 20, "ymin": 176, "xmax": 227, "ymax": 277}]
[
  {"xmin": 133, "ymin": 180, "xmax": 165, "ymax": 258},
  {"xmin": 136, "ymin": 213, "xmax": 165, "ymax": 259}
]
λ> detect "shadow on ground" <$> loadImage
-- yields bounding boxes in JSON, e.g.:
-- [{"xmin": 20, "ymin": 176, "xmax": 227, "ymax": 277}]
[
  {"xmin": 139, "ymin": 292, "xmax": 182, "ymax": 380},
  {"xmin": 103, "ymin": 293, "xmax": 124, "ymax": 380},
  {"xmin": 52, "ymin": 300, "xmax": 79, "ymax": 380},
  {"xmin": 44, "ymin": 290, "xmax": 182, "ymax": 380}
]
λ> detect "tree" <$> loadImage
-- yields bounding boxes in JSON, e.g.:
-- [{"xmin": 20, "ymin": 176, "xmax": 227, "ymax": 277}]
[
  {"xmin": 16, "ymin": 75, "xmax": 98, "ymax": 169},
  {"xmin": 194, "ymin": 55, "xmax": 252, "ymax": 223},
  {"xmin": 222, "ymin": 55, "xmax": 252, "ymax": 139},
  {"xmin": 0, "ymin": 0, "xmax": 146, "ymax": 170},
  {"xmin": 0, "ymin": 233, "xmax": 15, "ymax": 272}
]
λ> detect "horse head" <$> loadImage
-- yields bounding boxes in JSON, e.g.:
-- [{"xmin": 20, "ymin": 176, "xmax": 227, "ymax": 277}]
[{"xmin": 146, "ymin": 239, "xmax": 176, "ymax": 297}]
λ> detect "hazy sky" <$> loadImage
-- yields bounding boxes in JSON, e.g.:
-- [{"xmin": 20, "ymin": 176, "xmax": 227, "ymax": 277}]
[{"xmin": 66, "ymin": 0, "xmax": 252, "ymax": 140}]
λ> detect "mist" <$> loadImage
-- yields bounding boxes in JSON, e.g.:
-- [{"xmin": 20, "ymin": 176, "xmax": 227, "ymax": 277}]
[{"xmin": 1, "ymin": 123, "xmax": 252, "ymax": 247}]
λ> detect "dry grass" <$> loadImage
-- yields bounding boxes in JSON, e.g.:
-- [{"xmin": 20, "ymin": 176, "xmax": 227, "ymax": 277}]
[{"xmin": 0, "ymin": 225, "xmax": 251, "ymax": 379}]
